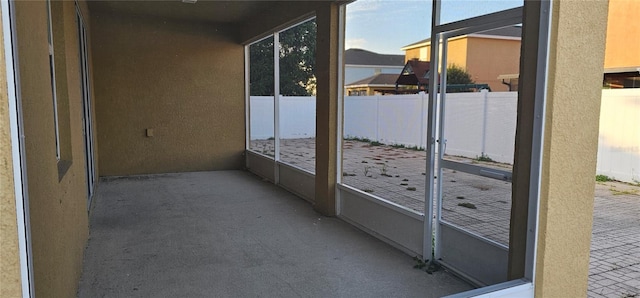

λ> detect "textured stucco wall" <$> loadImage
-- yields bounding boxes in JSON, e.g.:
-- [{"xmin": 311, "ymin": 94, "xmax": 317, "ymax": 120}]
[
  {"xmin": 12, "ymin": 1, "xmax": 92, "ymax": 297},
  {"xmin": 535, "ymin": 0, "xmax": 609, "ymax": 296},
  {"xmin": 604, "ymin": 0, "xmax": 640, "ymax": 69},
  {"xmin": 91, "ymin": 13, "xmax": 245, "ymax": 176},
  {"xmin": 0, "ymin": 6, "xmax": 23, "ymax": 297},
  {"xmin": 313, "ymin": 3, "xmax": 341, "ymax": 215}
]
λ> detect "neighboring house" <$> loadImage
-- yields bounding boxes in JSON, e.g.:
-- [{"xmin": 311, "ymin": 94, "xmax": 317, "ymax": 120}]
[
  {"xmin": 399, "ymin": 0, "xmax": 639, "ymax": 91},
  {"xmin": 394, "ymin": 60, "xmax": 431, "ymax": 93},
  {"xmin": 344, "ymin": 48, "xmax": 404, "ymax": 85},
  {"xmin": 345, "ymin": 73, "xmax": 399, "ymax": 96},
  {"xmin": 345, "ymin": 59, "xmax": 489, "ymax": 95},
  {"xmin": 603, "ymin": 0, "xmax": 640, "ymax": 88},
  {"xmin": 345, "ymin": 60, "xmax": 430, "ymax": 95},
  {"xmin": 401, "ymin": 26, "xmax": 522, "ymax": 92}
]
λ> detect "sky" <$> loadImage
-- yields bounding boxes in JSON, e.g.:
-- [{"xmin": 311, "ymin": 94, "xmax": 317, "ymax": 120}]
[{"xmin": 345, "ymin": 0, "xmax": 523, "ymax": 55}]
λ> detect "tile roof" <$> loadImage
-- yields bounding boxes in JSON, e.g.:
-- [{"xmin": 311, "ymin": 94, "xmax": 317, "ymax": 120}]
[
  {"xmin": 344, "ymin": 48, "xmax": 405, "ymax": 66},
  {"xmin": 345, "ymin": 73, "xmax": 400, "ymax": 86},
  {"xmin": 396, "ymin": 60, "xmax": 431, "ymax": 86}
]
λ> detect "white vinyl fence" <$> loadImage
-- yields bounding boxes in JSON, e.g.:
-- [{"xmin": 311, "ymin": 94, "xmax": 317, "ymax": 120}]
[
  {"xmin": 597, "ymin": 89, "xmax": 640, "ymax": 183},
  {"xmin": 250, "ymin": 89, "xmax": 640, "ymax": 183}
]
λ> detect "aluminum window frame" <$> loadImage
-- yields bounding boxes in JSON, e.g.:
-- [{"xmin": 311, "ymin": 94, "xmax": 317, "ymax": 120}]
[
  {"xmin": 2, "ymin": 0, "xmax": 35, "ymax": 296},
  {"xmin": 75, "ymin": 2, "xmax": 96, "ymax": 205},
  {"xmin": 426, "ymin": 0, "xmax": 553, "ymax": 294},
  {"xmin": 244, "ymin": 16, "xmax": 318, "ymax": 178},
  {"xmin": 46, "ymin": 0, "xmax": 61, "ymax": 161}
]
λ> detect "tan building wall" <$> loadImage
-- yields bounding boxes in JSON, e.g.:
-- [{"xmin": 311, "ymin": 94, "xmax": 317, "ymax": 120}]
[
  {"xmin": 465, "ymin": 37, "xmax": 521, "ymax": 91},
  {"xmin": 0, "ymin": 6, "xmax": 23, "ymax": 297},
  {"xmin": 12, "ymin": 1, "xmax": 93, "ymax": 296},
  {"xmin": 403, "ymin": 37, "xmax": 517, "ymax": 92},
  {"xmin": 535, "ymin": 0, "xmax": 608, "ymax": 296},
  {"xmin": 446, "ymin": 38, "xmax": 469, "ymax": 78},
  {"xmin": 604, "ymin": 0, "xmax": 640, "ymax": 69},
  {"xmin": 91, "ymin": 13, "xmax": 245, "ymax": 176},
  {"xmin": 404, "ymin": 47, "xmax": 422, "ymax": 62}
]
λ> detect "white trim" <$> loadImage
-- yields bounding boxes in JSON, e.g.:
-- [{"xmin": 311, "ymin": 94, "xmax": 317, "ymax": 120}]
[
  {"xmin": 337, "ymin": 184, "xmax": 424, "ymax": 220},
  {"xmin": 273, "ymin": 33, "xmax": 280, "ymax": 184},
  {"xmin": 526, "ymin": 0, "xmax": 553, "ymax": 284},
  {"xmin": 603, "ymin": 66, "xmax": 640, "ymax": 74},
  {"xmin": 2, "ymin": 0, "xmax": 34, "ymax": 296},
  {"xmin": 345, "ymin": 84, "xmax": 395, "ymax": 88},
  {"xmin": 46, "ymin": 0, "xmax": 61, "ymax": 161},
  {"xmin": 244, "ymin": 45, "xmax": 250, "ymax": 151},
  {"xmin": 498, "ymin": 73, "xmax": 519, "ymax": 80},
  {"xmin": 335, "ymin": 3, "xmax": 346, "ymax": 214},
  {"xmin": 424, "ymin": 0, "xmax": 441, "ymax": 261},
  {"xmin": 76, "ymin": 3, "xmax": 96, "ymax": 203},
  {"xmin": 445, "ymin": 280, "xmax": 533, "ymax": 298}
]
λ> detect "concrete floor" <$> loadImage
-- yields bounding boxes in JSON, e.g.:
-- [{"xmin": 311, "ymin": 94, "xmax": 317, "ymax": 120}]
[{"xmin": 77, "ymin": 171, "xmax": 472, "ymax": 297}]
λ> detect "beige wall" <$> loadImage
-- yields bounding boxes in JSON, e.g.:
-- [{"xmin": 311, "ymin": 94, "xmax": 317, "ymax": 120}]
[
  {"xmin": 0, "ymin": 6, "xmax": 23, "ymax": 297},
  {"xmin": 12, "ymin": 1, "xmax": 92, "ymax": 296},
  {"xmin": 403, "ymin": 37, "xmax": 516, "ymax": 91},
  {"xmin": 91, "ymin": 13, "xmax": 245, "ymax": 176},
  {"xmin": 404, "ymin": 47, "xmax": 423, "ymax": 62},
  {"xmin": 604, "ymin": 0, "xmax": 640, "ymax": 69},
  {"xmin": 535, "ymin": 0, "xmax": 609, "ymax": 296},
  {"xmin": 465, "ymin": 37, "xmax": 521, "ymax": 91}
]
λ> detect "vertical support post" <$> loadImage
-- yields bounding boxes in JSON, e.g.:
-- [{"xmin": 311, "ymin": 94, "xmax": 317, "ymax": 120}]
[
  {"xmin": 424, "ymin": 0, "xmax": 441, "ymax": 261},
  {"xmin": 314, "ymin": 3, "xmax": 341, "ymax": 216},
  {"xmin": 375, "ymin": 94, "xmax": 380, "ymax": 142},
  {"xmin": 509, "ymin": 1, "xmax": 544, "ymax": 279},
  {"xmin": 244, "ymin": 45, "xmax": 250, "ymax": 154},
  {"xmin": 273, "ymin": 33, "xmax": 280, "ymax": 184},
  {"xmin": 481, "ymin": 89, "xmax": 488, "ymax": 156},
  {"xmin": 532, "ymin": 0, "xmax": 608, "ymax": 295},
  {"xmin": 433, "ymin": 35, "xmax": 448, "ymax": 262},
  {"xmin": 335, "ymin": 4, "xmax": 346, "ymax": 194},
  {"xmin": 419, "ymin": 92, "xmax": 425, "ymax": 148}
]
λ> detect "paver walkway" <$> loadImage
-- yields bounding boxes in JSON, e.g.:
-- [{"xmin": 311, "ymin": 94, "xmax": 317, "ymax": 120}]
[{"xmin": 251, "ymin": 138, "xmax": 640, "ymax": 297}]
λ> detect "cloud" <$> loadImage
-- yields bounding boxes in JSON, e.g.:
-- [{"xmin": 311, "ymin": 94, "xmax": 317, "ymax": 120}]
[
  {"xmin": 345, "ymin": 0, "xmax": 381, "ymax": 21},
  {"xmin": 345, "ymin": 38, "xmax": 368, "ymax": 50}
]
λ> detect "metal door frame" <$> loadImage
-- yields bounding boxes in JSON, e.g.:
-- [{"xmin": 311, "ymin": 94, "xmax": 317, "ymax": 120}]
[{"xmin": 424, "ymin": 3, "xmax": 524, "ymax": 287}]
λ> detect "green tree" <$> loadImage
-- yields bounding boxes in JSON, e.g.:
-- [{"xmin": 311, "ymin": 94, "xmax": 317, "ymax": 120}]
[
  {"xmin": 249, "ymin": 38, "xmax": 274, "ymax": 96},
  {"xmin": 447, "ymin": 64, "xmax": 474, "ymax": 85},
  {"xmin": 249, "ymin": 19, "xmax": 316, "ymax": 96}
]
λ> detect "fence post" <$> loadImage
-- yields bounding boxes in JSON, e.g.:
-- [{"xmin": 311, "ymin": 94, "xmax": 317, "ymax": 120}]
[
  {"xmin": 481, "ymin": 89, "xmax": 488, "ymax": 157},
  {"xmin": 420, "ymin": 91, "xmax": 426, "ymax": 148},
  {"xmin": 376, "ymin": 94, "xmax": 380, "ymax": 142}
]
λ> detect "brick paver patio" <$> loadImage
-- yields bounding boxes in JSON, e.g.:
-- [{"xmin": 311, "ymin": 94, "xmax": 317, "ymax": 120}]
[{"xmin": 251, "ymin": 138, "xmax": 640, "ymax": 297}]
